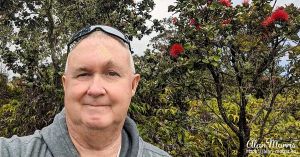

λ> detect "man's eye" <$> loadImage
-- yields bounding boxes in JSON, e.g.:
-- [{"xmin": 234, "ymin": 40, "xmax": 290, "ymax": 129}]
[
  {"xmin": 77, "ymin": 73, "xmax": 90, "ymax": 77},
  {"xmin": 107, "ymin": 71, "xmax": 120, "ymax": 77}
]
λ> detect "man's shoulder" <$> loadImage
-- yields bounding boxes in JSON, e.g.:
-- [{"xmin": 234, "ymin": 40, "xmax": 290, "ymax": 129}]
[
  {"xmin": 0, "ymin": 130, "xmax": 50, "ymax": 156},
  {"xmin": 139, "ymin": 138, "xmax": 171, "ymax": 157},
  {"xmin": 0, "ymin": 130, "xmax": 43, "ymax": 147}
]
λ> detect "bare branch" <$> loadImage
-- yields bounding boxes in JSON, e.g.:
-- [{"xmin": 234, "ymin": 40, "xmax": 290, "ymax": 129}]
[{"xmin": 208, "ymin": 64, "xmax": 240, "ymax": 135}]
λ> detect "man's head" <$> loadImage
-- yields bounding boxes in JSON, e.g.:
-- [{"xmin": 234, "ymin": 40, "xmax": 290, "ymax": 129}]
[{"xmin": 62, "ymin": 26, "xmax": 140, "ymax": 130}]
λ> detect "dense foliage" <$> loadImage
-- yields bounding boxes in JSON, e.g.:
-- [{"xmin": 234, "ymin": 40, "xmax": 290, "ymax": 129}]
[
  {"xmin": 1, "ymin": 0, "xmax": 300, "ymax": 156},
  {"xmin": 132, "ymin": 0, "xmax": 300, "ymax": 156}
]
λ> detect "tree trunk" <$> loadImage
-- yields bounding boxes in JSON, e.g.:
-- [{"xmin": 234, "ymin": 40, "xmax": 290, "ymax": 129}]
[{"xmin": 45, "ymin": 0, "xmax": 61, "ymax": 89}]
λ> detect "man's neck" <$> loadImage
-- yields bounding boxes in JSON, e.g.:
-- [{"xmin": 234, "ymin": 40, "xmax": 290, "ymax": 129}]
[{"xmin": 66, "ymin": 118, "xmax": 122, "ymax": 157}]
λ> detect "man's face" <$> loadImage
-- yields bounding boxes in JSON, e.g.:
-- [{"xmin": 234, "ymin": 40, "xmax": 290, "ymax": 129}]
[{"xmin": 62, "ymin": 34, "xmax": 140, "ymax": 130}]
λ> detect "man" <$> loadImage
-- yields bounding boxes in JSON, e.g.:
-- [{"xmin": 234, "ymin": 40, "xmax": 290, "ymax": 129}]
[{"xmin": 0, "ymin": 25, "xmax": 171, "ymax": 157}]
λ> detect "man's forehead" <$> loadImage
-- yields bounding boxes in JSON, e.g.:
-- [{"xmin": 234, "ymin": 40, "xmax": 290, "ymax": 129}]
[
  {"xmin": 67, "ymin": 51, "xmax": 130, "ymax": 74},
  {"xmin": 72, "ymin": 60, "xmax": 121, "ymax": 70},
  {"xmin": 70, "ymin": 31, "xmax": 130, "ymax": 53},
  {"xmin": 71, "ymin": 36, "xmax": 129, "ymax": 57},
  {"xmin": 65, "ymin": 34, "xmax": 133, "ymax": 74}
]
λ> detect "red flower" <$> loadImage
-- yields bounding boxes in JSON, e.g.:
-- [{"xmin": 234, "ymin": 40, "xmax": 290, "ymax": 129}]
[
  {"xmin": 189, "ymin": 18, "xmax": 196, "ymax": 26},
  {"xmin": 261, "ymin": 7, "xmax": 289, "ymax": 27},
  {"xmin": 195, "ymin": 23, "xmax": 201, "ymax": 30},
  {"xmin": 242, "ymin": 0, "xmax": 249, "ymax": 7},
  {"xmin": 261, "ymin": 16, "xmax": 274, "ymax": 27},
  {"xmin": 219, "ymin": 0, "xmax": 231, "ymax": 7},
  {"xmin": 271, "ymin": 8, "xmax": 289, "ymax": 22},
  {"xmin": 189, "ymin": 18, "xmax": 201, "ymax": 30},
  {"xmin": 169, "ymin": 43, "xmax": 184, "ymax": 58},
  {"xmin": 222, "ymin": 19, "xmax": 231, "ymax": 26},
  {"xmin": 172, "ymin": 17, "xmax": 178, "ymax": 24}
]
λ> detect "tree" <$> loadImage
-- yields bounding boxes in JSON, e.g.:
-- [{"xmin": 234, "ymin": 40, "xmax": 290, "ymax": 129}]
[
  {"xmin": 132, "ymin": 0, "xmax": 300, "ymax": 156},
  {"xmin": 0, "ymin": 0, "xmax": 155, "ymax": 136}
]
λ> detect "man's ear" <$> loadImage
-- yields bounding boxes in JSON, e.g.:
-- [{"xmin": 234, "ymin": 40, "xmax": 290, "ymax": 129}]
[
  {"xmin": 131, "ymin": 74, "xmax": 140, "ymax": 96},
  {"xmin": 62, "ymin": 75, "xmax": 66, "ymax": 91}
]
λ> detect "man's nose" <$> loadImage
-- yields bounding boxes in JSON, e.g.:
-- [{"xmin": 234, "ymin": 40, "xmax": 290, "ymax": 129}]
[{"xmin": 86, "ymin": 75, "xmax": 106, "ymax": 97}]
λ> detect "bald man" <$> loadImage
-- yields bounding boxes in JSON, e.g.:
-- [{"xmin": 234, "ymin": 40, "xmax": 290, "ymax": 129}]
[{"xmin": 0, "ymin": 25, "xmax": 171, "ymax": 157}]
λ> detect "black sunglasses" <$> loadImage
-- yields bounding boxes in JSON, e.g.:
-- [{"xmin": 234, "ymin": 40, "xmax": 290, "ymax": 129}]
[{"xmin": 67, "ymin": 25, "xmax": 133, "ymax": 54}]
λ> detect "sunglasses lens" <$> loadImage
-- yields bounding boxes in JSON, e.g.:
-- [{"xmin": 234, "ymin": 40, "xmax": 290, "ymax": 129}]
[
  {"xmin": 68, "ymin": 25, "xmax": 132, "ymax": 53},
  {"xmin": 100, "ymin": 25, "xmax": 129, "ymax": 42}
]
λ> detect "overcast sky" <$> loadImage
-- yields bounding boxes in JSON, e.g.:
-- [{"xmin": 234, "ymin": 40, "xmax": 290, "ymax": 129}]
[{"xmin": 132, "ymin": 0, "xmax": 300, "ymax": 55}]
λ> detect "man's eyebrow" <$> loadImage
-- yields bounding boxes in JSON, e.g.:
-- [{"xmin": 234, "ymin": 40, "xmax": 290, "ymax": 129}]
[
  {"xmin": 73, "ymin": 67, "xmax": 90, "ymax": 73},
  {"xmin": 71, "ymin": 60, "xmax": 123, "ymax": 73},
  {"xmin": 104, "ymin": 60, "xmax": 122, "ymax": 70}
]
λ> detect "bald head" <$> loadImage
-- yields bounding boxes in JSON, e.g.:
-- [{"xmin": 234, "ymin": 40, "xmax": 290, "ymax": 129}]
[{"xmin": 65, "ymin": 31, "xmax": 136, "ymax": 74}]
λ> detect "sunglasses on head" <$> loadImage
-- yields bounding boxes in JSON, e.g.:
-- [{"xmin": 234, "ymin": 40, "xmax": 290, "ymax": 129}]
[{"xmin": 67, "ymin": 25, "xmax": 133, "ymax": 54}]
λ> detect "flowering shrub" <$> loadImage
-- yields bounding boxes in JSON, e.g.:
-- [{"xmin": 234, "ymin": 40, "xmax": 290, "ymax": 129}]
[
  {"xmin": 262, "ymin": 16, "xmax": 275, "ymax": 27},
  {"xmin": 222, "ymin": 19, "xmax": 231, "ymax": 26},
  {"xmin": 189, "ymin": 18, "xmax": 201, "ymax": 30},
  {"xmin": 242, "ymin": 0, "xmax": 249, "ymax": 7},
  {"xmin": 172, "ymin": 17, "xmax": 178, "ymax": 24},
  {"xmin": 150, "ymin": 0, "xmax": 300, "ymax": 156},
  {"xmin": 262, "ymin": 7, "xmax": 289, "ymax": 27},
  {"xmin": 169, "ymin": 43, "xmax": 184, "ymax": 58},
  {"xmin": 189, "ymin": 18, "xmax": 196, "ymax": 26},
  {"xmin": 271, "ymin": 8, "xmax": 289, "ymax": 21},
  {"xmin": 219, "ymin": 0, "xmax": 231, "ymax": 7},
  {"xmin": 195, "ymin": 23, "xmax": 201, "ymax": 30}
]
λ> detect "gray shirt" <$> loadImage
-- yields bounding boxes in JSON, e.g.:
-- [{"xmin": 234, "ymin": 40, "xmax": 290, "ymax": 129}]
[{"xmin": 0, "ymin": 109, "xmax": 171, "ymax": 157}]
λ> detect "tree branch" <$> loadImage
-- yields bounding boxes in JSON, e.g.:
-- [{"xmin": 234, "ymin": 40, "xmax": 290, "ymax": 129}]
[
  {"xmin": 208, "ymin": 64, "xmax": 239, "ymax": 135},
  {"xmin": 257, "ymin": 85, "xmax": 285, "ymax": 143}
]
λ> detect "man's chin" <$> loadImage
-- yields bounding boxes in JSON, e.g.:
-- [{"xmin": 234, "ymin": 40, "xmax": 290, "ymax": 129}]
[{"xmin": 83, "ymin": 118, "xmax": 113, "ymax": 130}]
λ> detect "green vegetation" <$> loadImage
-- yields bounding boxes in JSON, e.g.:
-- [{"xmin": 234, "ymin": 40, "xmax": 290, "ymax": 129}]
[{"xmin": 1, "ymin": 0, "xmax": 299, "ymax": 156}]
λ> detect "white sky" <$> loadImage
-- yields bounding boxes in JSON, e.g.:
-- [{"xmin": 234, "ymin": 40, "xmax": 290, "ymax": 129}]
[{"xmin": 132, "ymin": 0, "xmax": 300, "ymax": 55}]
